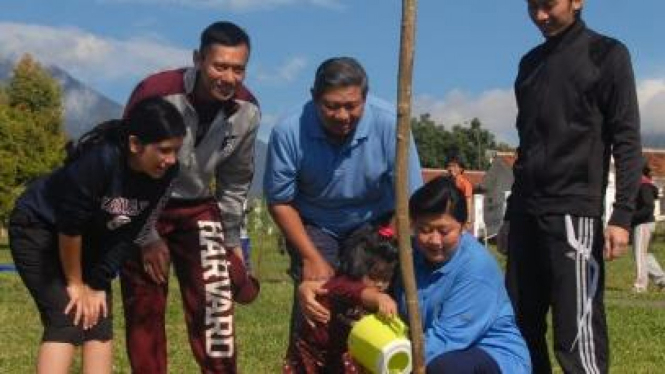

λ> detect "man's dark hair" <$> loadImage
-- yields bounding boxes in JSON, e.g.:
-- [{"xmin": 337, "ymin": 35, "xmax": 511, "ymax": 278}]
[
  {"xmin": 199, "ymin": 21, "xmax": 251, "ymax": 55},
  {"xmin": 409, "ymin": 176, "xmax": 468, "ymax": 224},
  {"xmin": 446, "ymin": 155, "xmax": 465, "ymax": 170},
  {"xmin": 642, "ymin": 158, "xmax": 652, "ymax": 178},
  {"xmin": 311, "ymin": 56, "xmax": 369, "ymax": 100}
]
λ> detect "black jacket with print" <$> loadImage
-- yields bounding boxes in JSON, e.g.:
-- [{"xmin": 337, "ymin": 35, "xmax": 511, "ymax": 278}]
[
  {"xmin": 506, "ymin": 20, "xmax": 642, "ymax": 229},
  {"xmin": 15, "ymin": 141, "xmax": 177, "ymax": 290}
]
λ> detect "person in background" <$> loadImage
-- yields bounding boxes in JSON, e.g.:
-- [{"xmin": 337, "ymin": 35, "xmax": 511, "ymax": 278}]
[
  {"xmin": 631, "ymin": 160, "xmax": 665, "ymax": 292},
  {"xmin": 400, "ymin": 176, "xmax": 531, "ymax": 374},
  {"xmin": 263, "ymin": 56, "xmax": 422, "ymax": 351},
  {"xmin": 499, "ymin": 1, "xmax": 642, "ymax": 372},
  {"xmin": 240, "ymin": 199, "xmax": 253, "ymax": 270},
  {"xmin": 446, "ymin": 156, "xmax": 474, "ymax": 232},
  {"xmin": 284, "ymin": 224, "xmax": 399, "ymax": 374},
  {"xmin": 9, "ymin": 97, "xmax": 185, "ymax": 374},
  {"xmin": 119, "ymin": 21, "xmax": 260, "ymax": 374}
]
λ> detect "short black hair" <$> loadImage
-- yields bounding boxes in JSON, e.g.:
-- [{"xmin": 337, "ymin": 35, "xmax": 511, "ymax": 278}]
[
  {"xmin": 311, "ymin": 56, "xmax": 369, "ymax": 100},
  {"xmin": 409, "ymin": 176, "xmax": 467, "ymax": 224},
  {"xmin": 446, "ymin": 155, "xmax": 465, "ymax": 169},
  {"xmin": 338, "ymin": 224, "xmax": 398, "ymax": 280},
  {"xmin": 642, "ymin": 158, "xmax": 652, "ymax": 177},
  {"xmin": 200, "ymin": 21, "xmax": 250, "ymax": 55}
]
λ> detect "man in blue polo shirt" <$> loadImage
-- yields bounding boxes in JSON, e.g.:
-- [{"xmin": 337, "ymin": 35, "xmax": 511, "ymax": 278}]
[{"xmin": 264, "ymin": 56, "xmax": 422, "ymax": 345}]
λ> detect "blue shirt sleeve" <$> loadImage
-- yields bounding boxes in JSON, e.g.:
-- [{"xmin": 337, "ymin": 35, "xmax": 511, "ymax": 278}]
[{"xmin": 263, "ymin": 122, "xmax": 299, "ymax": 204}]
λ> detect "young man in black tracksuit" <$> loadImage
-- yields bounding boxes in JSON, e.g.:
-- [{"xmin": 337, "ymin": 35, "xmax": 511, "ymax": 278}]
[{"xmin": 498, "ymin": 1, "xmax": 642, "ymax": 373}]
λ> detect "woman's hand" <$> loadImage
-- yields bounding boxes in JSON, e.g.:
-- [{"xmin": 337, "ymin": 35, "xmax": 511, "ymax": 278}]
[
  {"xmin": 85, "ymin": 287, "xmax": 108, "ymax": 330},
  {"xmin": 64, "ymin": 282, "xmax": 89, "ymax": 328}
]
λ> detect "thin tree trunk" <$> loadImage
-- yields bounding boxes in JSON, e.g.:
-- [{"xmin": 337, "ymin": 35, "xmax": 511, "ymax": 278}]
[{"xmin": 395, "ymin": 0, "xmax": 425, "ymax": 373}]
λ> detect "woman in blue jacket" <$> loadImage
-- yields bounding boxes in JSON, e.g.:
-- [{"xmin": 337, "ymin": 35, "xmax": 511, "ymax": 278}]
[
  {"xmin": 400, "ymin": 176, "xmax": 531, "ymax": 373},
  {"xmin": 8, "ymin": 97, "xmax": 185, "ymax": 374}
]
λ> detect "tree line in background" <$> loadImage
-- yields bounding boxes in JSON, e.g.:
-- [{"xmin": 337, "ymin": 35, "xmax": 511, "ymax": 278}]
[
  {"xmin": 0, "ymin": 55, "xmax": 67, "ymax": 225},
  {"xmin": 0, "ymin": 55, "xmax": 514, "ymax": 228},
  {"xmin": 412, "ymin": 113, "xmax": 513, "ymax": 170}
]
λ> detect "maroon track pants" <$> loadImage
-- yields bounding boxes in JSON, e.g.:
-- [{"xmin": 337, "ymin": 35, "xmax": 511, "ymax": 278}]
[{"xmin": 120, "ymin": 199, "xmax": 258, "ymax": 374}]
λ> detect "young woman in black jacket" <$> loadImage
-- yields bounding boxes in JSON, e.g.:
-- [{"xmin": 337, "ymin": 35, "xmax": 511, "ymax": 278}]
[{"xmin": 8, "ymin": 96, "xmax": 185, "ymax": 374}]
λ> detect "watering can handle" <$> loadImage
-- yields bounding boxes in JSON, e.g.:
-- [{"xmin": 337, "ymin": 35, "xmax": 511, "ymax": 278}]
[{"xmin": 384, "ymin": 315, "xmax": 408, "ymax": 335}]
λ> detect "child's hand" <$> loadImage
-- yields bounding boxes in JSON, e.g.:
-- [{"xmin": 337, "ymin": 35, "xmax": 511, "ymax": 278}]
[{"xmin": 375, "ymin": 293, "xmax": 397, "ymax": 317}]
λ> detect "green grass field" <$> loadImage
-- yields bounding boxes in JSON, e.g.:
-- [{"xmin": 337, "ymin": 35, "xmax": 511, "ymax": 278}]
[{"xmin": 2, "ymin": 224, "xmax": 665, "ymax": 373}]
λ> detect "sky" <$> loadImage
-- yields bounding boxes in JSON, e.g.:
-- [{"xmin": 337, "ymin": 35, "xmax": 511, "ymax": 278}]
[{"xmin": 1, "ymin": 0, "xmax": 664, "ymax": 144}]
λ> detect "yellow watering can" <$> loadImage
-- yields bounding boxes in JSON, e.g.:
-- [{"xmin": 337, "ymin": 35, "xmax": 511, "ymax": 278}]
[{"xmin": 348, "ymin": 314, "xmax": 412, "ymax": 374}]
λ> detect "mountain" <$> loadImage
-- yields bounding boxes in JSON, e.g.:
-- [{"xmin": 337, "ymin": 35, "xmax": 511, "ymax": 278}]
[
  {"xmin": 48, "ymin": 65, "xmax": 124, "ymax": 138},
  {"xmin": 0, "ymin": 58, "xmax": 14, "ymax": 81},
  {"xmin": 0, "ymin": 56, "xmax": 123, "ymax": 139},
  {"xmin": 642, "ymin": 132, "xmax": 665, "ymax": 148}
]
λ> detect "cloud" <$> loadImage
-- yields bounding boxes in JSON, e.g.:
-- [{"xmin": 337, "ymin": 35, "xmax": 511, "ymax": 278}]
[
  {"xmin": 0, "ymin": 22, "xmax": 189, "ymax": 87},
  {"xmin": 413, "ymin": 89, "xmax": 518, "ymax": 145},
  {"xmin": 637, "ymin": 78, "xmax": 665, "ymax": 134},
  {"xmin": 97, "ymin": 0, "xmax": 343, "ymax": 11},
  {"xmin": 414, "ymin": 76, "xmax": 665, "ymax": 146},
  {"xmin": 255, "ymin": 57, "xmax": 308, "ymax": 85}
]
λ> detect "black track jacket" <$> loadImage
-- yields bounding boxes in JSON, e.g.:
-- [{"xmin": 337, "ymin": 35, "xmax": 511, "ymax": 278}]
[{"xmin": 507, "ymin": 20, "xmax": 642, "ymax": 229}]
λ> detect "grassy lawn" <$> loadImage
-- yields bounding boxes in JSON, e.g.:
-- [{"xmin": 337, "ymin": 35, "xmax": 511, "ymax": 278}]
[{"xmin": 1, "ymin": 223, "xmax": 665, "ymax": 373}]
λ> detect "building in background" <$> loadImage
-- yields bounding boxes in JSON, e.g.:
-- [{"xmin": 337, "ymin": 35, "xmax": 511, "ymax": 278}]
[{"xmin": 420, "ymin": 148, "xmax": 665, "ymax": 242}]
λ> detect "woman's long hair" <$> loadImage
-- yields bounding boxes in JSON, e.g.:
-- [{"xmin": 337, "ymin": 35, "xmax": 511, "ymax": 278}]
[{"xmin": 65, "ymin": 96, "xmax": 186, "ymax": 164}]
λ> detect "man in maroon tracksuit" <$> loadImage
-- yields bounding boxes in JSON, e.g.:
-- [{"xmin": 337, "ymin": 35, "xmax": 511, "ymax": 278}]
[{"xmin": 120, "ymin": 21, "xmax": 260, "ymax": 374}]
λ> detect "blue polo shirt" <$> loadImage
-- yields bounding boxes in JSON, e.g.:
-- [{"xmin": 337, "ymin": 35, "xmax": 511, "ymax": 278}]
[
  {"xmin": 264, "ymin": 95, "xmax": 422, "ymax": 237},
  {"xmin": 398, "ymin": 233, "xmax": 531, "ymax": 373}
]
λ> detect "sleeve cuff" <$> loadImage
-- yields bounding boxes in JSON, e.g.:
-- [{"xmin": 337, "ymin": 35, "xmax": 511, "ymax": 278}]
[
  {"xmin": 86, "ymin": 274, "xmax": 111, "ymax": 291},
  {"xmin": 608, "ymin": 207, "xmax": 633, "ymax": 229},
  {"xmin": 228, "ymin": 251, "xmax": 260, "ymax": 304}
]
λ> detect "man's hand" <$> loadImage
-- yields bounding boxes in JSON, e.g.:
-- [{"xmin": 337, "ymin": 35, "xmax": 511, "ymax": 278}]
[
  {"xmin": 302, "ymin": 257, "xmax": 334, "ymax": 282},
  {"xmin": 142, "ymin": 239, "xmax": 170, "ymax": 284},
  {"xmin": 298, "ymin": 280, "xmax": 330, "ymax": 325},
  {"xmin": 496, "ymin": 221, "xmax": 510, "ymax": 255},
  {"xmin": 604, "ymin": 225, "xmax": 629, "ymax": 261}
]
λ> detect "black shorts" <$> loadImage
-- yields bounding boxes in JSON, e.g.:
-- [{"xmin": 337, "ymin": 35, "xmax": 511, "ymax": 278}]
[{"xmin": 8, "ymin": 209, "xmax": 113, "ymax": 345}]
